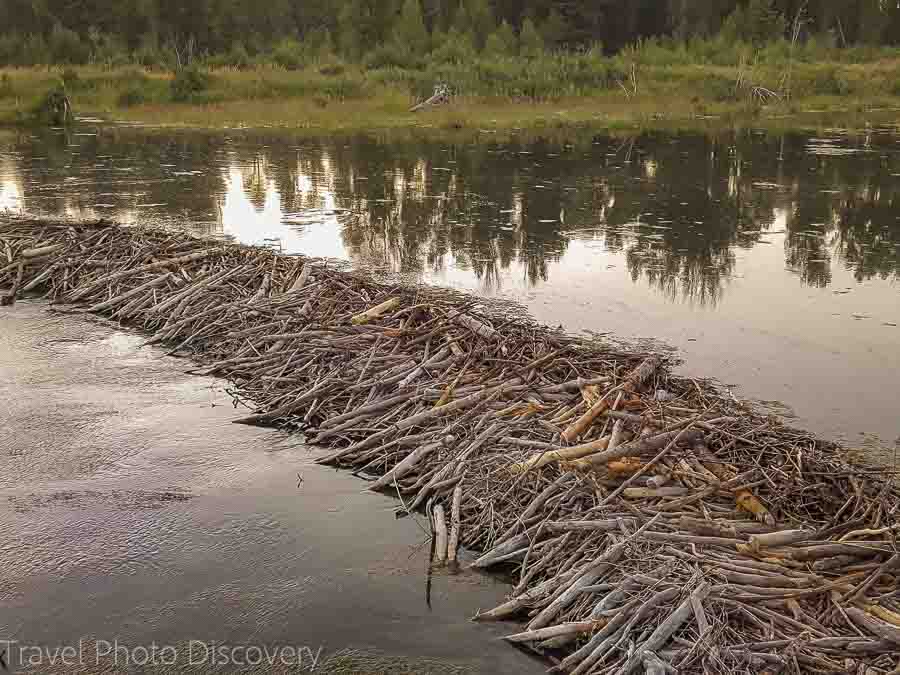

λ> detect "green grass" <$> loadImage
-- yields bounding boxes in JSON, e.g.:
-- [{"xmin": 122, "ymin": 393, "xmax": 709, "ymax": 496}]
[{"xmin": 2, "ymin": 53, "xmax": 900, "ymax": 136}]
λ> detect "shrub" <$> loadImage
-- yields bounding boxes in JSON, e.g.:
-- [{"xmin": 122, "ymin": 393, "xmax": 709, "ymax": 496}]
[
  {"xmin": 61, "ymin": 68, "xmax": 80, "ymax": 89},
  {"xmin": 321, "ymin": 76, "xmax": 365, "ymax": 100},
  {"xmin": 484, "ymin": 21, "xmax": 517, "ymax": 57},
  {"xmin": 394, "ymin": 0, "xmax": 430, "ymax": 57},
  {"xmin": 811, "ymin": 67, "xmax": 851, "ymax": 96},
  {"xmin": 519, "ymin": 19, "xmax": 544, "ymax": 59},
  {"xmin": 171, "ymin": 66, "xmax": 210, "ymax": 102},
  {"xmin": 117, "ymin": 86, "xmax": 147, "ymax": 107},
  {"xmin": 319, "ymin": 62, "xmax": 346, "ymax": 77},
  {"xmin": 432, "ymin": 29, "xmax": 473, "ymax": 65},
  {"xmin": 48, "ymin": 24, "xmax": 90, "ymax": 65},
  {"xmin": 31, "ymin": 85, "xmax": 74, "ymax": 125},
  {"xmin": 364, "ymin": 44, "xmax": 416, "ymax": 70},
  {"xmin": 0, "ymin": 33, "xmax": 24, "ymax": 66},
  {"xmin": 22, "ymin": 33, "xmax": 51, "ymax": 65},
  {"xmin": 271, "ymin": 38, "xmax": 306, "ymax": 70}
]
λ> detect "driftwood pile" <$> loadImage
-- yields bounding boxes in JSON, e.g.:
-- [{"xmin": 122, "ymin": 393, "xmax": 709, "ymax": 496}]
[{"xmin": 2, "ymin": 217, "xmax": 900, "ymax": 674}]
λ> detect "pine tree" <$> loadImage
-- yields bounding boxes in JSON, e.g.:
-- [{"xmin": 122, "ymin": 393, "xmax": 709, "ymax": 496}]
[
  {"xmin": 745, "ymin": 0, "xmax": 786, "ymax": 45},
  {"xmin": 395, "ymin": 0, "xmax": 430, "ymax": 56},
  {"xmin": 484, "ymin": 19, "xmax": 517, "ymax": 56},
  {"xmin": 519, "ymin": 17, "xmax": 543, "ymax": 57},
  {"xmin": 541, "ymin": 8, "xmax": 568, "ymax": 48},
  {"xmin": 465, "ymin": 0, "xmax": 495, "ymax": 50}
]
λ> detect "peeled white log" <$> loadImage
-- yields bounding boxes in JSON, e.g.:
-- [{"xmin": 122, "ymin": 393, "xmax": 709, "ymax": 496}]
[
  {"xmin": 433, "ymin": 504, "xmax": 448, "ymax": 565},
  {"xmin": 21, "ymin": 243, "xmax": 64, "ymax": 259},
  {"xmin": 351, "ymin": 297, "xmax": 401, "ymax": 325},
  {"xmin": 447, "ymin": 485, "xmax": 462, "ymax": 564}
]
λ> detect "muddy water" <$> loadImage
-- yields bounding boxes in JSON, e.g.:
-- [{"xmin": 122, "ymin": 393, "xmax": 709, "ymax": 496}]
[
  {"xmin": 0, "ymin": 301, "xmax": 542, "ymax": 673},
  {"xmin": 1, "ymin": 125, "xmax": 898, "ymax": 448}
]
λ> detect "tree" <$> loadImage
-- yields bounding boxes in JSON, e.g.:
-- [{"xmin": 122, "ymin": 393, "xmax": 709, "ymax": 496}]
[
  {"xmin": 395, "ymin": 0, "xmax": 430, "ymax": 56},
  {"xmin": 722, "ymin": 0, "xmax": 787, "ymax": 45},
  {"xmin": 465, "ymin": 0, "xmax": 495, "ymax": 50},
  {"xmin": 541, "ymin": 8, "xmax": 568, "ymax": 48},
  {"xmin": 484, "ymin": 19, "xmax": 517, "ymax": 56},
  {"xmin": 519, "ymin": 17, "xmax": 544, "ymax": 57},
  {"xmin": 452, "ymin": 0, "xmax": 493, "ymax": 50}
]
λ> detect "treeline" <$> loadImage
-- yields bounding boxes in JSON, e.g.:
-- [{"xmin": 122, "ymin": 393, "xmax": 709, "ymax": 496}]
[{"xmin": 1, "ymin": 0, "xmax": 900, "ymax": 68}]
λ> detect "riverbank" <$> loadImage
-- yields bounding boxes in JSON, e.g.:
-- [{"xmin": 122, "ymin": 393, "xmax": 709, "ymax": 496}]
[
  {"xmin": 3, "ymin": 217, "xmax": 900, "ymax": 673},
  {"xmin": 2, "ymin": 61, "xmax": 900, "ymax": 135}
]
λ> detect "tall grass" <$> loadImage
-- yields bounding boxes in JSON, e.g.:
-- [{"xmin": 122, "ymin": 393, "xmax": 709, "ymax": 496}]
[{"xmin": 3, "ymin": 40, "xmax": 900, "ymax": 130}]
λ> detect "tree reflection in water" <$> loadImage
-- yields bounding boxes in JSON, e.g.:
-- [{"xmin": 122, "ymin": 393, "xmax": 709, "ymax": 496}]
[{"xmin": 1, "ymin": 126, "xmax": 898, "ymax": 306}]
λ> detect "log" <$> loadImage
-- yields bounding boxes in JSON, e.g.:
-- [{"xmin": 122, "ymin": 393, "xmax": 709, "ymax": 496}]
[
  {"xmin": 288, "ymin": 264, "xmax": 312, "ymax": 292},
  {"xmin": 504, "ymin": 620, "xmax": 604, "ymax": 644},
  {"xmin": 561, "ymin": 356, "xmax": 660, "ymax": 442},
  {"xmin": 748, "ymin": 529, "xmax": 816, "ymax": 552},
  {"xmin": 69, "ymin": 249, "xmax": 214, "ymax": 300},
  {"xmin": 409, "ymin": 84, "xmax": 450, "ymax": 112},
  {"xmin": 509, "ymin": 435, "xmax": 611, "ymax": 474},
  {"xmin": 21, "ymin": 243, "xmax": 64, "ymax": 259},
  {"xmin": 351, "ymin": 297, "xmax": 401, "ymax": 325},
  {"xmin": 0, "ymin": 261, "xmax": 23, "ymax": 306},
  {"xmin": 846, "ymin": 607, "xmax": 900, "ymax": 646},
  {"xmin": 615, "ymin": 582, "xmax": 711, "ymax": 675},
  {"xmin": 447, "ymin": 485, "xmax": 462, "ymax": 564},
  {"xmin": 433, "ymin": 504, "xmax": 448, "ymax": 565},
  {"xmin": 88, "ymin": 272, "xmax": 173, "ymax": 312},
  {"xmin": 369, "ymin": 436, "xmax": 454, "ymax": 492},
  {"xmin": 572, "ymin": 429, "xmax": 703, "ymax": 470},
  {"xmin": 451, "ymin": 311, "xmax": 498, "ymax": 341}
]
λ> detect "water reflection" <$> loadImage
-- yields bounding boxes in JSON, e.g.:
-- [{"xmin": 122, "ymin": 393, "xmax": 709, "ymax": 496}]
[{"xmin": 1, "ymin": 126, "xmax": 898, "ymax": 306}]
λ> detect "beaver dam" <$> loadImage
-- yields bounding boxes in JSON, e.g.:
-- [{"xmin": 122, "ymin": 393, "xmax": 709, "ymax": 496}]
[{"xmin": 2, "ymin": 217, "xmax": 900, "ymax": 674}]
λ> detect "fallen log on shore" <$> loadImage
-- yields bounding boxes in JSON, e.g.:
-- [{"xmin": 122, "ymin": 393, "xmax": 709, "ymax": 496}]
[
  {"xmin": 409, "ymin": 83, "xmax": 451, "ymax": 112},
  {"xmin": 2, "ymin": 216, "xmax": 899, "ymax": 674}
]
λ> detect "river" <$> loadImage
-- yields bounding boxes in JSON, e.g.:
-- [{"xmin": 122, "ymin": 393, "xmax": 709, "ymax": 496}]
[
  {"xmin": 0, "ymin": 300, "xmax": 542, "ymax": 673},
  {"xmin": 2, "ymin": 124, "xmax": 897, "ymax": 446},
  {"xmin": 1, "ymin": 122, "xmax": 898, "ymax": 671}
]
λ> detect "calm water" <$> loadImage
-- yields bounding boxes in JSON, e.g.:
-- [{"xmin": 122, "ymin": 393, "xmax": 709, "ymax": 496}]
[
  {"xmin": 0, "ymin": 301, "xmax": 543, "ymax": 674},
  {"xmin": 1, "ymin": 124, "xmax": 898, "ymax": 447}
]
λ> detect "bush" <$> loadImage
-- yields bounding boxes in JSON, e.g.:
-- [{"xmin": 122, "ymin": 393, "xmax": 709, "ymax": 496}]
[
  {"xmin": 31, "ymin": 86, "xmax": 74, "ymax": 125},
  {"xmin": 0, "ymin": 33, "xmax": 24, "ymax": 66},
  {"xmin": 0, "ymin": 74, "xmax": 12, "ymax": 98},
  {"xmin": 519, "ymin": 19, "xmax": 544, "ymax": 59},
  {"xmin": 171, "ymin": 66, "xmax": 210, "ymax": 102},
  {"xmin": 364, "ymin": 44, "xmax": 418, "ymax": 70},
  {"xmin": 133, "ymin": 39, "xmax": 168, "ymax": 69},
  {"xmin": 319, "ymin": 62, "xmax": 346, "ymax": 77},
  {"xmin": 89, "ymin": 32, "xmax": 131, "ymax": 68},
  {"xmin": 22, "ymin": 33, "xmax": 51, "ymax": 65},
  {"xmin": 484, "ymin": 21, "xmax": 517, "ymax": 57},
  {"xmin": 271, "ymin": 38, "xmax": 306, "ymax": 70},
  {"xmin": 321, "ymin": 76, "xmax": 366, "ymax": 100},
  {"xmin": 49, "ymin": 24, "xmax": 91, "ymax": 65},
  {"xmin": 811, "ymin": 67, "xmax": 851, "ymax": 96},
  {"xmin": 61, "ymin": 68, "xmax": 80, "ymax": 89},
  {"xmin": 117, "ymin": 86, "xmax": 147, "ymax": 107},
  {"xmin": 700, "ymin": 74, "xmax": 739, "ymax": 102},
  {"xmin": 432, "ymin": 29, "xmax": 473, "ymax": 65}
]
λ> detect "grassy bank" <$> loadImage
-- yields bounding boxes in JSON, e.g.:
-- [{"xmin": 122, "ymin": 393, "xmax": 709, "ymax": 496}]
[{"xmin": 3, "ymin": 51, "xmax": 900, "ymax": 135}]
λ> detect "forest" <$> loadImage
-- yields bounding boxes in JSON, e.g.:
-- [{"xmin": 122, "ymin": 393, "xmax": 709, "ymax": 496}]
[{"xmin": 1, "ymin": 0, "xmax": 900, "ymax": 67}]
